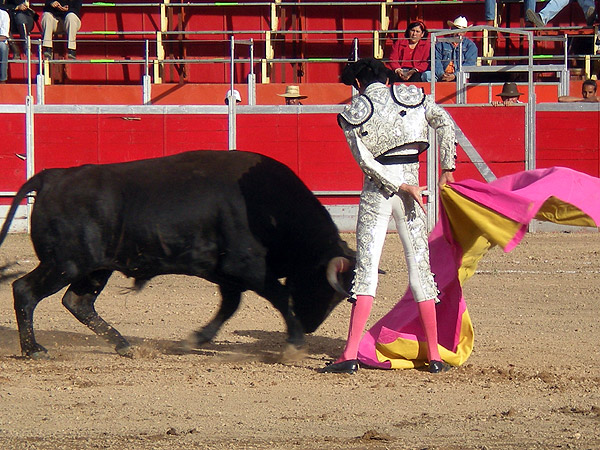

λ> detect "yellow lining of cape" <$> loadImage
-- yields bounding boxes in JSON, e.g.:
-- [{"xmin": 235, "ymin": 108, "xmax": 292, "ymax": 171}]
[{"xmin": 374, "ymin": 308, "xmax": 474, "ymax": 369}]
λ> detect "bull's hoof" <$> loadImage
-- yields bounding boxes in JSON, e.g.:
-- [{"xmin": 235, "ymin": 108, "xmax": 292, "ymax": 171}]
[
  {"xmin": 180, "ymin": 332, "xmax": 211, "ymax": 352},
  {"xmin": 23, "ymin": 343, "xmax": 49, "ymax": 360},
  {"xmin": 187, "ymin": 329, "xmax": 215, "ymax": 349},
  {"xmin": 193, "ymin": 330, "xmax": 214, "ymax": 346},
  {"xmin": 116, "ymin": 344, "xmax": 134, "ymax": 358},
  {"xmin": 176, "ymin": 338, "xmax": 194, "ymax": 353},
  {"xmin": 278, "ymin": 343, "xmax": 308, "ymax": 363},
  {"xmin": 30, "ymin": 350, "xmax": 51, "ymax": 360}
]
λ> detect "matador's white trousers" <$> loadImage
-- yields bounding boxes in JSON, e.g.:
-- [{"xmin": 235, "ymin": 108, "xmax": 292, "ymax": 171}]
[{"xmin": 352, "ymin": 162, "xmax": 438, "ymax": 302}]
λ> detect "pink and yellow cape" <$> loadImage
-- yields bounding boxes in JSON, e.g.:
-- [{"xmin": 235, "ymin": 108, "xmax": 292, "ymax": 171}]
[{"xmin": 357, "ymin": 167, "xmax": 600, "ymax": 369}]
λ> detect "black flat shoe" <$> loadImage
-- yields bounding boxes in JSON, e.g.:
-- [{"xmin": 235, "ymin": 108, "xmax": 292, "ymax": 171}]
[
  {"xmin": 318, "ymin": 359, "xmax": 359, "ymax": 374},
  {"xmin": 429, "ymin": 360, "xmax": 451, "ymax": 373}
]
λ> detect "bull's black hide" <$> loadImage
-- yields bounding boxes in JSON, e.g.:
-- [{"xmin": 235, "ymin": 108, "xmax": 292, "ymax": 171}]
[{"xmin": 0, "ymin": 150, "xmax": 354, "ymax": 358}]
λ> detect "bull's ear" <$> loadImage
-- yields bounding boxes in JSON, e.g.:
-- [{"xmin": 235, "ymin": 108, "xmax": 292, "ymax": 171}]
[{"xmin": 326, "ymin": 257, "xmax": 352, "ymax": 298}]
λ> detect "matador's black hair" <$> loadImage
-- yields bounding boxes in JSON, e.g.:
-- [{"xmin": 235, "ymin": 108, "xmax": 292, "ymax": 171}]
[{"xmin": 341, "ymin": 58, "xmax": 392, "ymax": 89}]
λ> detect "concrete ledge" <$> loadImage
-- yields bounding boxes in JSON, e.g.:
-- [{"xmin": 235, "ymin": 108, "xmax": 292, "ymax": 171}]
[{"xmin": 0, "ymin": 205, "xmax": 29, "ymax": 234}]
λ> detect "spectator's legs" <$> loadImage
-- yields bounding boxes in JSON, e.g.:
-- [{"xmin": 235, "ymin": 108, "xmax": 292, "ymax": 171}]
[
  {"xmin": 0, "ymin": 41, "xmax": 8, "ymax": 82},
  {"xmin": 485, "ymin": 0, "xmax": 496, "ymax": 21},
  {"xmin": 64, "ymin": 13, "xmax": 81, "ymax": 51},
  {"xmin": 14, "ymin": 12, "xmax": 34, "ymax": 56},
  {"xmin": 575, "ymin": 0, "xmax": 596, "ymax": 25},
  {"xmin": 538, "ymin": 0, "xmax": 570, "ymax": 24},
  {"xmin": 524, "ymin": 0, "xmax": 537, "ymax": 19},
  {"xmin": 41, "ymin": 12, "xmax": 59, "ymax": 52}
]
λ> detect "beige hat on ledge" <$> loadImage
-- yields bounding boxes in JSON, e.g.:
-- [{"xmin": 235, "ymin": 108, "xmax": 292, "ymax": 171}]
[{"xmin": 278, "ymin": 85, "xmax": 308, "ymax": 99}]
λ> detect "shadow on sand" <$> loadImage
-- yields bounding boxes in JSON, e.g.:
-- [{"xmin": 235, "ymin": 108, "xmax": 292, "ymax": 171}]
[{"xmin": 0, "ymin": 325, "xmax": 346, "ymax": 363}]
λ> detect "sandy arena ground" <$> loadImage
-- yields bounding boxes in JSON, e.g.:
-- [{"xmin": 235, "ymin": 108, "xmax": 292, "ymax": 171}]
[{"xmin": 0, "ymin": 230, "xmax": 599, "ymax": 450}]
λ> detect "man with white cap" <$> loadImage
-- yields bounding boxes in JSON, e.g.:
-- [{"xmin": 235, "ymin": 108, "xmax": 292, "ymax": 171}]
[
  {"xmin": 423, "ymin": 16, "xmax": 477, "ymax": 82},
  {"xmin": 224, "ymin": 89, "xmax": 242, "ymax": 105},
  {"xmin": 278, "ymin": 85, "xmax": 308, "ymax": 105}
]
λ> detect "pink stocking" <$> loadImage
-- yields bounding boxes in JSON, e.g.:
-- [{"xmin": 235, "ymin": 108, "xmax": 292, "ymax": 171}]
[
  {"xmin": 336, "ymin": 295, "xmax": 374, "ymax": 363},
  {"xmin": 417, "ymin": 299, "xmax": 442, "ymax": 362}
]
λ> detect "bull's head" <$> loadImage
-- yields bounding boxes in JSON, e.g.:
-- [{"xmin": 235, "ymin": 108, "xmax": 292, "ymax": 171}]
[{"xmin": 288, "ymin": 241, "xmax": 355, "ymax": 333}]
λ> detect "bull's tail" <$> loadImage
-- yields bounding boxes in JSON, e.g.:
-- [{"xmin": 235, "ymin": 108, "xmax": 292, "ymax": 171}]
[{"xmin": 0, "ymin": 173, "xmax": 44, "ymax": 248}]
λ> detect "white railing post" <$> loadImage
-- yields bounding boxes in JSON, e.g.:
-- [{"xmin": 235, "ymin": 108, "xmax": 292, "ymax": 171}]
[
  {"xmin": 228, "ymin": 36, "xmax": 236, "ymax": 150},
  {"xmin": 143, "ymin": 40, "xmax": 152, "ymax": 105}
]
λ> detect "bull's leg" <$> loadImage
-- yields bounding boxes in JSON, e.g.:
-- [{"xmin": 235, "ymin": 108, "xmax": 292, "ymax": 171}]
[
  {"xmin": 12, "ymin": 264, "xmax": 72, "ymax": 359},
  {"xmin": 61, "ymin": 270, "xmax": 132, "ymax": 357},
  {"xmin": 258, "ymin": 279, "xmax": 305, "ymax": 350},
  {"xmin": 190, "ymin": 284, "xmax": 242, "ymax": 347}
]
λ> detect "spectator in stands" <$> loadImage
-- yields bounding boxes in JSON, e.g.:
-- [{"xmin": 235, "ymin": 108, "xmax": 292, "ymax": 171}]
[
  {"xmin": 388, "ymin": 20, "xmax": 430, "ymax": 82},
  {"xmin": 41, "ymin": 0, "xmax": 82, "ymax": 60},
  {"xmin": 6, "ymin": 0, "xmax": 37, "ymax": 58},
  {"xmin": 224, "ymin": 89, "xmax": 242, "ymax": 105},
  {"xmin": 423, "ymin": 16, "xmax": 477, "ymax": 82},
  {"xmin": 0, "ymin": 3, "xmax": 8, "ymax": 83},
  {"xmin": 558, "ymin": 79, "xmax": 599, "ymax": 102},
  {"xmin": 526, "ymin": 0, "xmax": 596, "ymax": 27},
  {"xmin": 492, "ymin": 82, "xmax": 524, "ymax": 106},
  {"xmin": 278, "ymin": 85, "xmax": 307, "ymax": 105},
  {"xmin": 486, "ymin": 0, "xmax": 536, "ymax": 25}
]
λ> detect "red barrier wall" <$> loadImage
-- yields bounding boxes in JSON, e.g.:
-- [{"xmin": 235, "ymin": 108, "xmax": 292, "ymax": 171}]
[
  {"xmin": 1, "ymin": 107, "xmax": 598, "ymax": 206},
  {"xmin": 537, "ymin": 111, "xmax": 600, "ymax": 176}
]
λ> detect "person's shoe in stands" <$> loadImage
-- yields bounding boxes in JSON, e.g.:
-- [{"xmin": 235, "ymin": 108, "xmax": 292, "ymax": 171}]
[
  {"xmin": 526, "ymin": 9, "xmax": 545, "ymax": 27},
  {"xmin": 43, "ymin": 47, "xmax": 52, "ymax": 59},
  {"xmin": 585, "ymin": 6, "xmax": 597, "ymax": 26},
  {"xmin": 67, "ymin": 49, "xmax": 77, "ymax": 60}
]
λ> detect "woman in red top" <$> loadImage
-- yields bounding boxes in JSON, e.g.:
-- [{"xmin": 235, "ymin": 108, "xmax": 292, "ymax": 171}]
[{"xmin": 389, "ymin": 21, "xmax": 431, "ymax": 82}]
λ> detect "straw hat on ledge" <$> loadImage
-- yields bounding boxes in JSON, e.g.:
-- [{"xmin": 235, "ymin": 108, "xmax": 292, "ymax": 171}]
[{"xmin": 278, "ymin": 85, "xmax": 308, "ymax": 99}]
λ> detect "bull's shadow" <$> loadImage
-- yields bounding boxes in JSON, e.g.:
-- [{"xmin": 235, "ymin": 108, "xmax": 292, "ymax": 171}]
[{"xmin": 0, "ymin": 325, "xmax": 346, "ymax": 362}]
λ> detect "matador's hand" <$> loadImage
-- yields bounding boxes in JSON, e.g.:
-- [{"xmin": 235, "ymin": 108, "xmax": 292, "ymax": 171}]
[
  {"xmin": 439, "ymin": 170, "xmax": 455, "ymax": 187},
  {"xmin": 399, "ymin": 183, "xmax": 427, "ymax": 212}
]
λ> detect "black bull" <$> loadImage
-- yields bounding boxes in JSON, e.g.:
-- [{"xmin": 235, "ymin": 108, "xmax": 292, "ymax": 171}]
[{"xmin": 0, "ymin": 150, "xmax": 355, "ymax": 359}]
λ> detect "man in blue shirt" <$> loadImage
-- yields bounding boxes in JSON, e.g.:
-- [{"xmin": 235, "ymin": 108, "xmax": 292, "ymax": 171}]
[{"xmin": 422, "ymin": 16, "xmax": 478, "ymax": 82}]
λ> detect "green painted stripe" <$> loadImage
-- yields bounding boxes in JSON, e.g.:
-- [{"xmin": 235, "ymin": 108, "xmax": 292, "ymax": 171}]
[
  {"xmin": 215, "ymin": 2, "xmax": 238, "ymax": 5},
  {"xmin": 90, "ymin": 59, "xmax": 115, "ymax": 63},
  {"xmin": 92, "ymin": 31, "xmax": 117, "ymax": 35},
  {"xmin": 92, "ymin": 2, "xmax": 116, "ymax": 6},
  {"xmin": 532, "ymin": 55, "xmax": 553, "ymax": 59}
]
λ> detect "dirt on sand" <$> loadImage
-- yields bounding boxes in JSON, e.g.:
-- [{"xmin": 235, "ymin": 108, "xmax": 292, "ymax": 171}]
[{"xmin": 1, "ymin": 231, "xmax": 599, "ymax": 449}]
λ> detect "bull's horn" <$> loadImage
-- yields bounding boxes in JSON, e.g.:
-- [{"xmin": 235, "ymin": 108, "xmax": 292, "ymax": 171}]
[{"xmin": 326, "ymin": 257, "xmax": 352, "ymax": 297}]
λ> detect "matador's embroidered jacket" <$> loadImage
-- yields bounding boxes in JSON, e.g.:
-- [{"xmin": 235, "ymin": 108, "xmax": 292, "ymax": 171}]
[{"xmin": 338, "ymin": 82, "xmax": 456, "ymax": 196}]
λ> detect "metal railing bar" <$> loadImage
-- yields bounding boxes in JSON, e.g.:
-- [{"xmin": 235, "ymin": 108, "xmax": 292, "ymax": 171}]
[
  {"xmin": 29, "ymin": 0, "xmax": 487, "ymax": 7},
  {"xmin": 313, "ymin": 191, "xmax": 362, "ymax": 196}
]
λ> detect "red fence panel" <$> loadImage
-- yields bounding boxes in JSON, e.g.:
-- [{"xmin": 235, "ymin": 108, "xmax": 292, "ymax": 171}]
[
  {"xmin": 537, "ymin": 111, "xmax": 600, "ymax": 178},
  {"xmin": 448, "ymin": 106, "xmax": 527, "ymax": 182},
  {"xmin": 1, "ymin": 108, "xmax": 598, "ymax": 209}
]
